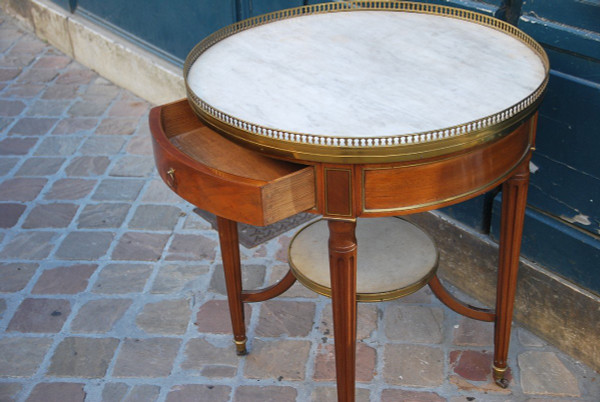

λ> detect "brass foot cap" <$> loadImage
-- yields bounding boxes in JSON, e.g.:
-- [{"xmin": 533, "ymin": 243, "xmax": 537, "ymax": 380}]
[
  {"xmin": 234, "ymin": 338, "xmax": 248, "ymax": 356},
  {"xmin": 492, "ymin": 365, "xmax": 509, "ymax": 388}
]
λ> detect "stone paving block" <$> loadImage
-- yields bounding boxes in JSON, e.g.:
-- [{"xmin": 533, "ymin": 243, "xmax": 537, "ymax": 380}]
[
  {"xmin": 151, "ymin": 264, "xmax": 209, "ymax": 293},
  {"xmin": 141, "ymin": 179, "xmax": 182, "ymax": 203},
  {"xmin": 195, "ymin": 300, "xmax": 251, "ymax": 334},
  {"xmin": 1, "ymin": 231, "xmax": 56, "ymax": 259},
  {"xmin": 0, "ymin": 262, "xmax": 39, "ymax": 292},
  {"xmin": 31, "ymin": 264, "xmax": 97, "ymax": 294},
  {"xmin": 256, "ymin": 300, "xmax": 316, "ymax": 337},
  {"xmin": 25, "ymin": 382, "xmax": 86, "ymax": 402},
  {"xmin": 244, "ymin": 339, "xmax": 311, "ymax": 381},
  {"xmin": 110, "ymin": 155, "xmax": 155, "ymax": 177},
  {"xmin": 0, "ymin": 137, "xmax": 38, "ymax": 155},
  {"xmin": 166, "ymin": 385, "xmax": 231, "ymax": 402},
  {"xmin": 124, "ymin": 384, "xmax": 161, "ymax": 402},
  {"xmin": 0, "ymin": 67, "xmax": 20, "ymax": 81},
  {"xmin": 210, "ymin": 264, "xmax": 266, "ymax": 295},
  {"xmin": 0, "ymin": 177, "xmax": 47, "ymax": 201},
  {"xmin": 165, "ymin": 233, "xmax": 217, "ymax": 261},
  {"xmin": 92, "ymin": 263, "xmax": 153, "ymax": 294},
  {"xmin": 79, "ymin": 135, "xmax": 127, "ymax": 155},
  {"xmin": 0, "ymin": 157, "xmax": 18, "ymax": 175},
  {"xmin": 384, "ymin": 304, "xmax": 444, "ymax": 343},
  {"xmin": 381, "ymin": 389, "xmax": 445, "ymax": 402},
  {"xmin": 0, "ymin": 203, "xmax": 26, "ymax": 228},
  {"xmin": 71, "ymin": 298, "xmax": 132, "ymax": 333},
  {"xmin": 85, "ymin": 79, "xmax": 120, "ymax": 98},
  {"xmin": 52, "ymin": 117, "xmax": 98, "ymax": 135},
  {"xmin": 77, "ymin": 202, "xmax": 130, "ymax": 228},
  {"xmin": 44, "ymin": 178, "xmax": 96, "ymax": 200},
  {"xmin": 519, "ymin": 351, "xmax": 580, "ymax": 397},
  {"xmin": 47, "ymin": 336, "xmax": 119, "ymax": 378},
  {"xmin": 448, "ymin": 374, "xmax": 511, "ymax": 395},
  {"xmin": 108, "ymin": 100, "xmax": 148, "ymax": 118},
  {"xmin": 234, "ymin": 386, "xmax": 297, "ymax": 402},
  {"xmin": 310, "ymin": 387, "xmax": 370, "ymax": 402},
  {"xmin": 181, "ymin": 337, "xmax": 238, "ymax": 377},
  {"xmin": 22, "ymin": 202, "xmax": 78, "ymax": 228},
  {"xmin": 42, "ymin": 83, "xmax": 79, "ymax": 100},
  {"xmin": 0, "ymin": 337, "xmax": 52, "ymax": 376},
  {"xmin": 129, "ymin": 204, "xmax": 182, "ymax": 230},
  {"xmin": 10, "ymin": 38, "xmax": 46, "ymax": 54},
  {"xmin": 15, "ymin": 157, "xmax": 65, "ymax": 176},
  {"xmin": 136, "ymin": 298, "xmax": 191, "ymax": 335},
  {"xmin": 319, "ymin": 303, "xmax": 378, "ymax": 340},
  {"xmin": 32, "ymin": 54, "xmax": 70, "ymax": 69},
  {"xmin": 26, "ymin": 99, "xmax": 71, "ymax": 116},
  {"xmin": 3, "ymin": 83, "xmax": 44, "ymax": 98},
  {"xmin": 7, "ymin": 298, "xmax": 71, "ymax": 333},
  {"xmin": 8, "ymin": 117, "xmax": 57, "ymax": 135},
  {"xmin": 96, "ymin": 117, "xmax": 139, "ymax": 135},
  {"xmin": 314, "ymin": 342, "xmax": 376, "ymax": 383},
  {"xmin": 92, "ymin": 178, "xmax": 144, "ymax": 201},
  {"xmin": 112, "ymin": 232, "xmax": 170, "ymax": 261},
  {"xmin": 33, "ymin": 136, "xmax": 82, "ymax": 156},
  {"xmin": 112, "ymin": 337, "xmax": 181, "ymax": 377},
  {"xmin": 383, "ymin": 344, "xmax": 444, "ymax": 387},
  {"xmin": 0, "ymin": 99, "xmax": 25, "ymax": 116},
  {"xmin": 16, "ymin": 68, "xmax": 57, "ymax": 84},
  {"xmin": 55, "ymin": 231, "xmax": 114, "ymax": 260},
  {"xmin": 126, "ymin": 134, "xmax": 153, "ymax": 155},
  {"xmin": 65, "ymin": 155, "xmax": 110, "ymax": 176},
  {"xmin": 55, "ymin": 67, "xmax": 96, "ymax": 85},
  {"xmin": 449, "ymin": 349, "xmax": 493, "ymax": 382},
  {"xmin": 101, "ymin": 383, "xmax": 128, "ymax": 401},
  {"xmin": 0, "ymin": 298, "xmax": 5, "ymax": 318},
  {"xmin": 0, "ymin": 383, "xmax": 22, "ymax": 401},
  {"xmin": 67, "ymin": 98, "xmax": 112, "ymax": 117}
]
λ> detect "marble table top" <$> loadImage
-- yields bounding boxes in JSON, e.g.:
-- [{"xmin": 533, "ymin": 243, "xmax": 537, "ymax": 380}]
[{"xmin": 185, "ymin": 4, "xmax": 548, "ymax": 160}]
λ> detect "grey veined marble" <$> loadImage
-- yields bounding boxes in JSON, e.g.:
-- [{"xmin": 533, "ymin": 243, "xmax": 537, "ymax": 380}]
[{"xmin": 188, "ymin": 11, "xmax": 546, "ymax": 140}]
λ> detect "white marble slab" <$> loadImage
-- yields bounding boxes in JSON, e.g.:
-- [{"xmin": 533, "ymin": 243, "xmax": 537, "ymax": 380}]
[{"xmin": 188, "ymin": 11, "xmax": 546, "ymax": 139}]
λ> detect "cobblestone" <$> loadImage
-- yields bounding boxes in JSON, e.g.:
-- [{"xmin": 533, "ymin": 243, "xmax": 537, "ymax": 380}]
[
  {"xmin": 0, "ymin": 10, "xmax": 597, "ymax": 402},
  {"xmin": 47, "ymin": 336, "xmax": 119, "ymax": 377},
  {"xmin": 7, "ymin": 298, "xmax": 71, "ymax": 333}
]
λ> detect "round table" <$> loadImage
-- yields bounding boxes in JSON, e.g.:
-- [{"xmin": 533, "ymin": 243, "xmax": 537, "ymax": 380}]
[{"xmin": 150, "ymin": 2, "xmax": 549, "ymax": 401}]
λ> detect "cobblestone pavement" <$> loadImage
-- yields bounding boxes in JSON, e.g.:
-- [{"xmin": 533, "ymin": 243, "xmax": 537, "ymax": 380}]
[{"xmin": 1, "ymin": 11, "xmax": 599, "ymax": 402}]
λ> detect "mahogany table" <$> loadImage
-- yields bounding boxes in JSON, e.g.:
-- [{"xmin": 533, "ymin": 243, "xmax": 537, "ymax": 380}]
[{"xmin": 150, "ymin": 2, "xmax": 549, "ymax": 401}]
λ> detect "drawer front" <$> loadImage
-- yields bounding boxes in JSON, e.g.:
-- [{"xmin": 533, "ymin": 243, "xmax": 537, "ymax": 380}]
[
  {"xmin": 360, "ymin": 117, "xmax": 535, "ymax": 216},
  {"xmin": 150, "ymin": 101, "xmax": 315, "ymax": 226}
]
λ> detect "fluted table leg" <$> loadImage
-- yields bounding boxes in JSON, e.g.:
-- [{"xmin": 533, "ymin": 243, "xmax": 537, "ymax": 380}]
[
  {"xmin": 328, "ymin": 219, "xmax": 358, "ymax": 402},
  {"xmin": 493, "ymin": 161, "xmax": 530, "ymax": 387},
  {"xmin": 217, "ymin": 216, "xmax": 247, "ymax": 355}
]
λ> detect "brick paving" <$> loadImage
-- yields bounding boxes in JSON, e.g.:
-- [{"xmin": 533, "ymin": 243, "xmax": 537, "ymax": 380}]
[{"xmin": 0, "ymin": 10, "xmax": 599, "ymax": 402}]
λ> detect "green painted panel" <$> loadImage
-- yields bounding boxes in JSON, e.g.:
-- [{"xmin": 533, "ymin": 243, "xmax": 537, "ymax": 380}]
[
  {"xmin": 521, "ymin": 0, "xmax": 600, "ymax": 34},
  {"xmin": 74, "ymin": 0, "xmax": 237, "ymax": 65},
  {"xmin": 491, "ymin": 195, "xmax": 600, "ymax": 296}
]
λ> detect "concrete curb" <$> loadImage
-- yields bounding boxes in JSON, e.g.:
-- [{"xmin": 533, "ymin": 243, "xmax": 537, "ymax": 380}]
[{"xmin": 1, "ymin": 0, "xmax": 185, "ymax": 105}]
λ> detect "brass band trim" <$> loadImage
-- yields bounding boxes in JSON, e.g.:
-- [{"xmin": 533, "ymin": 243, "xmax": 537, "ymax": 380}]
[
  {"xmin": 287, "ymin": 218, "xmax": 439, "ymax": 302},
  {"xmin": 184, "ymin": 1, "xmax": 549, "ymax": 164}
]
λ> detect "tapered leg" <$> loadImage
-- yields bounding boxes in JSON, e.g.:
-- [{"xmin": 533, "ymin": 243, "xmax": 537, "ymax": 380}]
[
  {"xmin": 216, "ymin": 216, "xmax": 247, "ymax": 355},
  {"xmin": 328, "ymin": 219, "xmax": 358, "ymax": 402},
  {"xmin": 494, "ymin": 162, "xmax": 530, "ymax": 387}
]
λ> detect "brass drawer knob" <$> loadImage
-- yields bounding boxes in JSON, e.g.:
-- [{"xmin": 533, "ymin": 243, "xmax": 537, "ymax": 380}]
[{"xmin": 166, "ymin": 168, "xmax": 176, "ymax": 188}]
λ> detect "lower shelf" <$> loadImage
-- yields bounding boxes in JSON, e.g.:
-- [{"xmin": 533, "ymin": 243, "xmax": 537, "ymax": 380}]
[{"xmin": 288, "ymin": 217, "xmax": 439, "ymax": 302}]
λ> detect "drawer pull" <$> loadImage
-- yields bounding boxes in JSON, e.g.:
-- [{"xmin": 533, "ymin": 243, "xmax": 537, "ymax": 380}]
[{"xmin": 166, "ymin": 168, "xmax": 176, "ymax": 188}]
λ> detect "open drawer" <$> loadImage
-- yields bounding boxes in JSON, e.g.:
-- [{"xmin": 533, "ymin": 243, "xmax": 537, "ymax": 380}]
[{"xmin": 150, "ymin": 100, "xmax": 316, "ymax": 226}]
